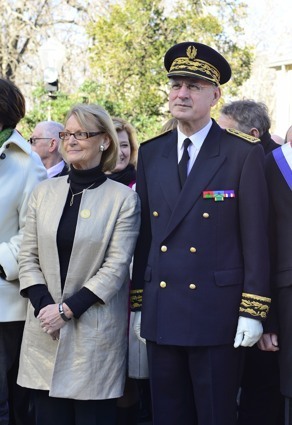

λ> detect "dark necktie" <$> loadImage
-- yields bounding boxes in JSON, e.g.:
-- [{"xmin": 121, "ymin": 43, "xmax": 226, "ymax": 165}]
[{"xmin": 178, "ymin": 138, "xmax": 191, "ymax": 187}]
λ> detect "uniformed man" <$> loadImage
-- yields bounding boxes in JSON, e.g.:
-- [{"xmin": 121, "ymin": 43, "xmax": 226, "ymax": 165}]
[{"xmin": 131, "ymin": 42, "xmax": 271, "ymax": 425}]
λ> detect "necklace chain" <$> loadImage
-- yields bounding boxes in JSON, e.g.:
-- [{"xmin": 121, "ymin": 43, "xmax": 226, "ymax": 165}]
[{"xmin": 69, "ymin": 182, "xmax": 95, "ymax": 206}]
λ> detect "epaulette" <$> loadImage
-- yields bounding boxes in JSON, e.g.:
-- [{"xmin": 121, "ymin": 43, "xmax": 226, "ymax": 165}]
[
  {"xmin": 225, "ymin": 128, "xmax": 260, "ymax": 143},
  {"xmin": 140, "ymin": 129, "xmax": 173, "ymax": 145}
]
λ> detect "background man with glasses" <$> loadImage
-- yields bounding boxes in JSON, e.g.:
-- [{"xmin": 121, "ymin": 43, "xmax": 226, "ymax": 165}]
[
  {"xmin": 131, "ymin": 42, "xmax": 271, "ymax": 425},
  {"xmin": 29, "ymin": 121, "xmax": 68, "ymax": 178}
]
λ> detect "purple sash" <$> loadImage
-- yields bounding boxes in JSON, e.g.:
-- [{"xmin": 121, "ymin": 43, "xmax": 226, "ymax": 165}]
[{"xmin": 272, "ymin": 144, "xmax": 292, "ymax": 190}]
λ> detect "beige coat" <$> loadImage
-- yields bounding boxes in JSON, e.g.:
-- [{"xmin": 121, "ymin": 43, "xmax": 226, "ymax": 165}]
[{"xmin": 17, "ymin": 177, "xmax": 140, "ymax": 400}]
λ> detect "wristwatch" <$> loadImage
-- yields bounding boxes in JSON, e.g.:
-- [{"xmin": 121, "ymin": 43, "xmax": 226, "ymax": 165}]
[{"xmin": 58, "ymin": 303, "xmax": 71, "ymax": 322}]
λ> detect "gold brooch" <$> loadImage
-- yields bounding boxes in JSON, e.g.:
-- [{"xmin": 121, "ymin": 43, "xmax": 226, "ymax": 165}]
[{"xmin": 80, "ymin": 209, "xmax": 91, "ymax": 219}]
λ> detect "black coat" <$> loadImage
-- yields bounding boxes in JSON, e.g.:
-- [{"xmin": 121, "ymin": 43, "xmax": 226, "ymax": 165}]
[
  {"xmin": 266, "ymin": 146, "xmax": 292, "ymax": 396},
  {"xmin": 131, "ymin": 121, "xmax": 271, "ymax": 346},
  {"xmin": 260, "ymin": 131, "xmax": 279, "ymax": 155}
]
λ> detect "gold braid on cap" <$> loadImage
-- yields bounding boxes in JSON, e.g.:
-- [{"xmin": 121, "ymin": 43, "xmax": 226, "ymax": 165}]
[
  {"xmin": 169, "ymin": 45, "xmax": 220, "ymax": 85},
  {"xmin": 169, "ymin": 58, "xmax": 220, "ymax": 85},
  {"xmin": 239, "ymin": 292, "xmax": 271, "ymax": 320}
]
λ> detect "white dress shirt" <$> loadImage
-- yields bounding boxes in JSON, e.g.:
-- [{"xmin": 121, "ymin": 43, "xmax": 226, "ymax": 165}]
[
  {"xmin": 47, "ymin": 160, "xmax": 66, "ymax": 178},
  {"xmin": 177, "ymin": 120, "xmax": 212, "ymax": 175}
]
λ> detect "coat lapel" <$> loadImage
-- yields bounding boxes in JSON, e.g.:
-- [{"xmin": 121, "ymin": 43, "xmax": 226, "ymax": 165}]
[
  {"xmin": 158, "ymin": 130, "xmax": 181, "ymax": 210},
  {"xmin": 163, "ymin": 122, "xmax": 226, "ymax": 239}
]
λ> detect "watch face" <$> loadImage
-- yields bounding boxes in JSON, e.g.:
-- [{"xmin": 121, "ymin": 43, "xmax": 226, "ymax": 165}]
[{"xmin": 43, "ymin": 67, "xmax": 58, "ymax": 83}]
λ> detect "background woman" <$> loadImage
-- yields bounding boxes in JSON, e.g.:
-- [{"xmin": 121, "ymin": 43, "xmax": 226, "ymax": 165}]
[
  {"xmin": 107, "ymin": 117, "xmax": 138, "ymax": 188},
  {"xmin": 17, "ymin": 104, "xmax": 140, "ymax": 425},
  {"xmin": 107, "ymin": 117, "xmax": 151, "ymax": 425}
]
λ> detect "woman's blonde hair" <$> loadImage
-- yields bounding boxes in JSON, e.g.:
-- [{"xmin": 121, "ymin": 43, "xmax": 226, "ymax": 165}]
[
  {"xmin": 60, "ymin": 104, "xmax": 119, "ymax": 172},
  {"xmin": 112, "ymin": 117, "xmax": 139, "ymax": 168}
]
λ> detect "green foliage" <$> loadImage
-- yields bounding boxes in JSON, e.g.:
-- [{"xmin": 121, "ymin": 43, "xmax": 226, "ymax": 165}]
[
  {"xmin": 21, "ymin": 84, "xmax": 84, "ymax": 139},
  {"xmin": 86, "ymin": 0, "xmax": 253, "ymax": 142},
  {"xmin": 23, "ymin": 0, "xmax": 254, "ymax": 143}
]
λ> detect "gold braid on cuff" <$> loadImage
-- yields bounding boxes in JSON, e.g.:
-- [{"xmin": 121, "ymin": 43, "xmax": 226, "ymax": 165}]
[
  {"xmin": 130, "ymin": 289, "xmax": 143, "ymax": 310},
  {"xmin": 239, "ymin": 292, "xmax": 271, "ymax": 320}
]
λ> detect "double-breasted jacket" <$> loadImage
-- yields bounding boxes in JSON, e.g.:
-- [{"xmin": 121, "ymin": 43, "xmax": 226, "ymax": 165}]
[{"xmin": 131, "ymin": 121, "xmax": 271, "ymax": 346}]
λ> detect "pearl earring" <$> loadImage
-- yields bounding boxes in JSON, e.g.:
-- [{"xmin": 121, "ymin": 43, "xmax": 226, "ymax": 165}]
[{"xmin": 99, "ymin": 145, "xmax": 104, "ymax": 152}]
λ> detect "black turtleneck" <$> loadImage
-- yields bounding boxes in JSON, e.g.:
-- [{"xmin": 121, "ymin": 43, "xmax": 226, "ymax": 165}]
[
  {"xmin": 26, "ymin": 164, "xmax": 107, "ymax": 318},
  {"xmin": 58, "ymin": 164, "xmax": 106, "ymax": 287},
  {"xmin": 107, "ymin": 163, "xmax": 136, "ymax": 186}
]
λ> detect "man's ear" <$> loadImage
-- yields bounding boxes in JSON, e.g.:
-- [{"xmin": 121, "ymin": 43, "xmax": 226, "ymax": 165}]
[
  {"xmin": 250, "ymin": 128, "xmax": 260, "ymax": 138},
  {"xmin": 49, "ymin": 138, "xmax": 56, "ymax": 151},
  {"xmin": 211, "ymin": 86, "xmax": 221, "ymax": 107}
]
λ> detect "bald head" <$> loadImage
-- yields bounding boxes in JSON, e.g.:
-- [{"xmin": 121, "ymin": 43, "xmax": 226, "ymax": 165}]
[{"xmin": 31, "ymin": 121, "xmax": 64, "ymax": 169}]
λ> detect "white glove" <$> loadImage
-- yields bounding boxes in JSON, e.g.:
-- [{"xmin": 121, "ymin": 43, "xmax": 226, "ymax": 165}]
[
  {"xmin": 133, "ymin": 311, "xmax": 146, "ymax": 344},
  {"xmin": 234, "ymin": 316, "xmax": 263, "ymax": 348}
]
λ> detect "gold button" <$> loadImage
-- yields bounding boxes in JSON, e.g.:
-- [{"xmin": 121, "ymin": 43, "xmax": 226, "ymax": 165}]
[
  {"xmin": 190, "ymin": 247, "xmax": 197, "ymax": 253},
  {"xmin": 153, "ymin": 211, "xmax": 159, "ymax": 217},
  {"xmin": 189, "ymin": 284, "xmax": 196, "ymax": 290},
  {"xmin": 203, "ymin": 212, "xmax": 209, "ymax": 218},
  {"xmin": 160, "ymin": 281, "xmax": 167, "ymax": 288},
  {"xmin": 161, "ymin": 245, "xmax": 167, "ymax": 252}
]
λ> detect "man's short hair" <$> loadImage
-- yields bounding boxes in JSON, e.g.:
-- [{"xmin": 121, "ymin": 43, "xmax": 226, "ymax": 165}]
[{"xmin": 220, "ymin": 100, "xmax": 271, "ymax": 137}]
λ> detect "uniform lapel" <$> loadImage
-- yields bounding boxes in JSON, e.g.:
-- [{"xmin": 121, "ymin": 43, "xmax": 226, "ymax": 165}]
[
  {"xmin": 159, "ymin": 130, "xmax": 181, "ymax": 210},
  {"xmin": 163, "ymin": 122, "xmax": 226, "ymax": 238}
]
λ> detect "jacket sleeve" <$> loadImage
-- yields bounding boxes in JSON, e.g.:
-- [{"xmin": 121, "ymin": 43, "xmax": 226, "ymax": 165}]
[
  {"xmin": 131, "ymin": 149, "xmax": 151, "ymax": 311},
  {"xmin": 84, "ymin": 190, "xmax": 141, "ymax": 304},
  {"xmin": 0, "ymin": 153, "xmax": 46, "ymax": 281},
  {"xmin": 238, "ymin": 144, "xmax": 271, "ymax": 320}
]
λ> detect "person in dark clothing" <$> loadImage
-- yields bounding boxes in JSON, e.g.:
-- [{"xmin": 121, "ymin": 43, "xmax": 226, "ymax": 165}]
[
  {"xmin": 107, "ymin": 117, "xmax": 138, "ymax": 188},
  {"xmin": 131, "ymin": 42, "xmax": 271, "ymax": 425},
  {"xmin": 108, "ymin": 117, "xmax": 139, "ymax": 425},
  {"xmin": 108, "ymin": 117, "xmax": 152, "ymax": 425},
  {"xmin": 218, "ymin": 99, "xmax": 284, "ymax": 425},
  {"xmin": 259, "ymin": 138, "xmax": 292, "ymax": 424},
  {"xmin": 218, "ymin": 99, "xmax": 279, "ymax": 154}
]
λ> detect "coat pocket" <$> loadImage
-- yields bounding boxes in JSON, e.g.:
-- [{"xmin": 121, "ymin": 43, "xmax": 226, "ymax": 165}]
[
  {"xmin": 214, "ymin": 268, "xmax": 243, "ymax": 287},
  {"xmin": 144, "ymin": 265, "xmax": 152, "ymax": 282}
]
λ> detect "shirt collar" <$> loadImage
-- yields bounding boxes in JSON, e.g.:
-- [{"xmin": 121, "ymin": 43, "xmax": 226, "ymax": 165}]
[
  {"xmin": 177, "ymin": 119, "xmax": 212, "ymax": 150},
  {"xmin": 47, "ymin": 160, "xmax": 65, "ymax": 178}
]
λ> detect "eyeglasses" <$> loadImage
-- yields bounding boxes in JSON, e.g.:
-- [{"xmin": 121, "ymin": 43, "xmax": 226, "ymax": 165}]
[
  {"xmin": 169, "ymin": 80, "xmax": 215, "ymax": 93},
  {"xmin": 59, "ymin": 131, "xmax": 104, "ymax": 140},
  {"xmin": 28, "ymin": 137, "xmax": 52, "ymax": 145}
]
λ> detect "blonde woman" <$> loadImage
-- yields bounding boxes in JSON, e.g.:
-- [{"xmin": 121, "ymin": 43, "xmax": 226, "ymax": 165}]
[{"xmin": 17, "ymin": 104, "xmax": 140, "ymax": 425}]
